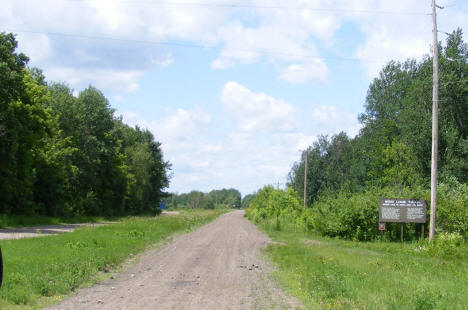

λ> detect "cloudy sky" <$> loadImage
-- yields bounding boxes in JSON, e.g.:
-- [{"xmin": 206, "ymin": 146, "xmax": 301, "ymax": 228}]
[{"xmin": 3, "ymin": 0, "xmax": 468, "ymax": 195}]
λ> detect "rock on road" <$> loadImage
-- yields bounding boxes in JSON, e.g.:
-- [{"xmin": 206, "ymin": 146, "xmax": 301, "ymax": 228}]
[{"xmin": 45, "ymin": 210, "xmax": 302, "ymax": 310}]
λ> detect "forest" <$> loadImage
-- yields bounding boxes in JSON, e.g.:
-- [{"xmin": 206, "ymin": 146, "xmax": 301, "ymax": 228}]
[
  {"xmin": 247, "ymin": 29, "xmax": 468, "ymax": 241},
  {"xmin": 0, "ymin": 32, "xmax": 170, "ymax": 217}
]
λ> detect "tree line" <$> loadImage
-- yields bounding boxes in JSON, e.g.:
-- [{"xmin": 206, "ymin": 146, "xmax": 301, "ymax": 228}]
[
  {"xmin": 0, "ymin": 33, "xmax": 170, "ymax": 217},
  {"xmin": 248, "ymin": 29, "xmax": 467, "ymax": 241},
  {"xmin": 164, "ymin": 188, "xmax": 241, "ymax": 209},
  {"xmin": 289, "ymin": 29, "xmax": 467, "ymax": 205}
]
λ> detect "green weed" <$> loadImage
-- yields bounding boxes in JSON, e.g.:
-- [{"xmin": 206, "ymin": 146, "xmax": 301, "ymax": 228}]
[{"xmin": 261, "ymin": 226, "xmax": 468, "ymax": 310}]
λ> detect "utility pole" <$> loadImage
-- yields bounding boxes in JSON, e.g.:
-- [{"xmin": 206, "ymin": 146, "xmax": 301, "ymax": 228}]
[
  {"xmin": 275, "ymin": 181, "xmax": 281, "ymax": 190},
  {"xmin": 429, "ymin": 0, "xmax": 441, "ymax": 241},
  {"xmin": 303, "ymin": 151, "xmax": 308, "ymax": 208}
]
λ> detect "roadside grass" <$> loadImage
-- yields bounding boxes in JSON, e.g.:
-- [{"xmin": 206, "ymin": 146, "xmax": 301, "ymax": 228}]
[
  {"xmin": 260, "ymin": 225, "xmax": 468, "ymax": 310},
  {"xmin": 0, "ymin": 209, "xmax": 226, "ymax": 309},
  {"xmin": 0, "ymin": 215, "xmax": 117, "ymax": 229}
]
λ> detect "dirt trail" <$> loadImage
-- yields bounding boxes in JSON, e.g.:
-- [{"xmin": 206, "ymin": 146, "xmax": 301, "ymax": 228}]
[
  {"xmin": 0, "ymin": 223, "xmax": 108, "ymax": 240},
  {"xmin": 0, "ymin": 211, "xmax": 176, "ymax": 240},
  {"xmin": 45, "ymin": 210, "xmax": 302, "ymax": 310}
]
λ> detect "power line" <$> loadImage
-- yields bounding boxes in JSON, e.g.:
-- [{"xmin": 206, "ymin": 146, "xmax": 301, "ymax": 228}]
[
  {"xmin": 4, "ymin": 28, "xmax": 390, "ymax": 64},
  {"xmin": 13, "ymin": 0, "xmax": 430, "ymax": 16}
]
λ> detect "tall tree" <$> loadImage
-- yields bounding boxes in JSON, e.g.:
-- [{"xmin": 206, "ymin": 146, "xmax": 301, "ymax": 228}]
[{"xmin": 0, "ymin": 33, "xmax": 53, "ymax": 214}]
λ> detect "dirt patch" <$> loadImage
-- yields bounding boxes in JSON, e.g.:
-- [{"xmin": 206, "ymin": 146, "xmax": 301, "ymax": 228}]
[
  {"xmin": 0, "ymin": 223, "xmax": 109, "ymax": 240},
  {"xmin": 161, "ymin": 211, "xmax": 180, "ymax": 216},
  {"xmin": 303, "ymin": 239, "xmax": 324, "ymax": 246},
  {"xmin": 44, "ymin": 210, "xmax": 303, "ymax": 310}
]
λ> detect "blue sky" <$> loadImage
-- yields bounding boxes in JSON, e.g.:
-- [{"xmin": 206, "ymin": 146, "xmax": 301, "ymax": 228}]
[{"xmin": 3, "ymin": 0, "xmax": 468, "ymax": 195}]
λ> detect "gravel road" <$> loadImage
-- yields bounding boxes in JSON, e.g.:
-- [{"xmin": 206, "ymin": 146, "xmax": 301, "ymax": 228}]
[
  {"xmin": 44, "ymin": 210, "xmax": 302, "ymax": 310},
  {"xmin": 0, "ymin": 224, "xmax": 106, "ymax": 240}
]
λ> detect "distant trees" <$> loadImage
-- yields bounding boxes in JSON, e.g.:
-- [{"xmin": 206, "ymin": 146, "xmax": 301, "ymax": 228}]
[
  {"xmin": 165, "ymin": 188, "xmax": 241, "ymax": 209},
  {"xmin": 289, "ymin": 29, "xmax": 468, "ymax": 205},
  {"xmin": 208, "ymin": 189, "xmax": 241, "ymax": 208},
  {"xmin": 0, "ymin": 32, "xmax": 170, "ymax": 216}
]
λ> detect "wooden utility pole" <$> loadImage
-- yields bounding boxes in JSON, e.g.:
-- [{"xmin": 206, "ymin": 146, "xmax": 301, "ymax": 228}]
[
  {"xmin": 429, "ymin": 0, "xmax": 440, "ymax": 241},
  {"xmin": 275, "ymin": 181, "xmax": 281, "ymax": 190},
  {"xmin": 303, "ymin": 151, "xmax": 307, "ymax": 208}
]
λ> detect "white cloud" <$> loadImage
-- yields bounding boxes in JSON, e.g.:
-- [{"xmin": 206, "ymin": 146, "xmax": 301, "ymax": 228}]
[
  {"xmin": 44, "ymin": 67, "xmax": 143, "ymax": 93},
  {"xmin": 312, "ymin": 105, "xmax": 342, "ymax": 122},
  {"xmin": 5, "ymin": 0, "xmax": 464, "ymax": 89},
  {"xmin": 121, "ymin": 110, "xmax": 137, "ymax": 120},
  {"xmin": 120, "ymin": 85, "xmax": 361, "ymax": 195},
  {"xmin": 223, "ymin": 130, "xmax": 318, "ymax": 193},
  {"xmin": 221, "ymin": 81, "xmax": 297, "ymax": 133},
  {"xmin": 15, "ymin": 33, "xmax": 51, "ymax": 63},
  {"xmin": 344, "ymin": 0, "xmax": 467, "ymax": 78},
  {"xmin": 209, "ymin": 4, "xmax": 337, "ymax": 83},
  {"xmin": 151, "ymin": 53, "xmax": 174, "ymax": 67},
  {"xmin": 2, "ymin": 0, "xmax": 229, "ymax": 91},
  {"xmin": 278, "ymin": 61, "xmax": 329, "ymax": 84},
  {"xmin": 154, "ymin": 106, "xmax": 212, "ymax": 141},
  {"xmin": 121, "ymin": 105, "xmax": 212, "ymax": 146},
  {"xmin": 353, "ymin": 14, "xmax": 429, "ymax": 77},
  {"xmin": 310, "ymin": 104, "xmax": 361, "ymax": 137}
]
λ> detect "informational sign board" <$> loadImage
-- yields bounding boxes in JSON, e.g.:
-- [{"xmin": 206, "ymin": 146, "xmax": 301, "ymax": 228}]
[
  {"xmin": 379, "ymin": 199, "xmax": 427, "ymax": 223},
  {"xmin": 378, "ymin": 222, "xmax": 386, "ymax": 231}
]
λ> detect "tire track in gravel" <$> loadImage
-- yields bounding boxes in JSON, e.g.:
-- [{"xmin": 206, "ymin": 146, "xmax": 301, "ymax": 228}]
[{"xmin": 44, "ymin": 210, "xmax": 302, "ymax": 310}]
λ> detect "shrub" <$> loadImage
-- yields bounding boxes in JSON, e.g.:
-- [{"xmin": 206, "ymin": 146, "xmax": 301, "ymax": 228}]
[
  {"xmin": 427, "ymin": 232, "xmax": 466, "ymax": 258},
  {"xmin": 247, "ymin": 183, "xmax": 467, "ymax": 243},
  {"xmin": 437, "ymin": 179, "xmax": 468, "ymax": 239}
]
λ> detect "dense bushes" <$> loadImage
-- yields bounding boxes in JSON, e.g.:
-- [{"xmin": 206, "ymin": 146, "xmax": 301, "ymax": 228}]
[
  {"xmin": 247, "ymin": 184, "xmax": 468, "ymax": 242},
  {"xmin": 437, "ymin": 178, "xmax": 468, "ymax": 237},
  {"xmin": 246, "ymin": 187, "xmax": 302, "ymax": 225}
]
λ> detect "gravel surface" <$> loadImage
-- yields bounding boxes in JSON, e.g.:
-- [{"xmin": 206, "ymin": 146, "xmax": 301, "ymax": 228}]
[
  {"xmin": 160, "ymin": 211, "xmax": 180, "ymax": 216},
  {"xmin": 44, "ymin": 210, "xmax": 302, "ymax": 310},
  {"xmin": 0, "ymin": 223, "xmax": 107, "ymax": 240}
]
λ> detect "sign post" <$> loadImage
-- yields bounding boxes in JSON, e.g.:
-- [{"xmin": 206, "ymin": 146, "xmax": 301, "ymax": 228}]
[
  {"xmin": 0, "ymin": 247, "xmax": 2, "ymax": 288},
  {"xmin": 379, "ymin": 199, "xmax": 427, "ymax": 241},
  {"xmin": 401, "ymin": 224, "xmax": 404, "ymax": 242}
]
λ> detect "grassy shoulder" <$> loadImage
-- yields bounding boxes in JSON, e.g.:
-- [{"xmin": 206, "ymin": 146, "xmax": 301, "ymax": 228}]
[
  {"xmin": 0, "ymin": 209, "xmax": 226, "ymax": 309},
  {"xmin": 257, "ymin": 223, "xmax": 468, "ymax": 310}
]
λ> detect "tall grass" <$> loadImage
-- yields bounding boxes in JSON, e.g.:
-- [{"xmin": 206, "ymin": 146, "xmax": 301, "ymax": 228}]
[
  {"xmin": 263, "ymin": 228, "xmax": 468, "ymax": 309},
  {"xmin": 0, "ymin": 210, "xmax": 225, "ymax": 309},
  {"xmin": 246, "ymin": 186, "xmax": 467, "ymax": 308}
]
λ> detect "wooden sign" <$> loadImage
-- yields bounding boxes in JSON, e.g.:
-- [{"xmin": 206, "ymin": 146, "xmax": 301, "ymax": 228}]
[{"xmin": 379, "ymin": 199, "xmax": 427, "ymax": 223}]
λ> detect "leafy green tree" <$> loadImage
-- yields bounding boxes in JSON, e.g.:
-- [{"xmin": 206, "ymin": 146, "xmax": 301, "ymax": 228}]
[
  {"xmin": 241, "ymin": 193, "xmax": 255, "ymax": 209},
  {"xmin": 0, "ymin": 32, "xmax": 171, "ymax": 217},
  {"xmin": 289, "ymin": 29, "xmax": 468, "ymax": 206},
  {"xmin": 209, "ymin": 188, "xmax": 241, "ymax": 208},
  {"xmin": 187, "ymin": 191, "xmax": 205, "ymax": 209},
  {"xmin": 30, "ymin": 73, "xmax": 77, "ymax": 216},
  {"xmin": 116, "ymin": 122, "xmax": 170, "ymax": 214},
  {"xmin": 71, "ymin": 87, "xmax": 127, "ymax": 215},
  {"xmin": 0, "ymin": 33, "xmax": 54, "ymax": 214}
]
